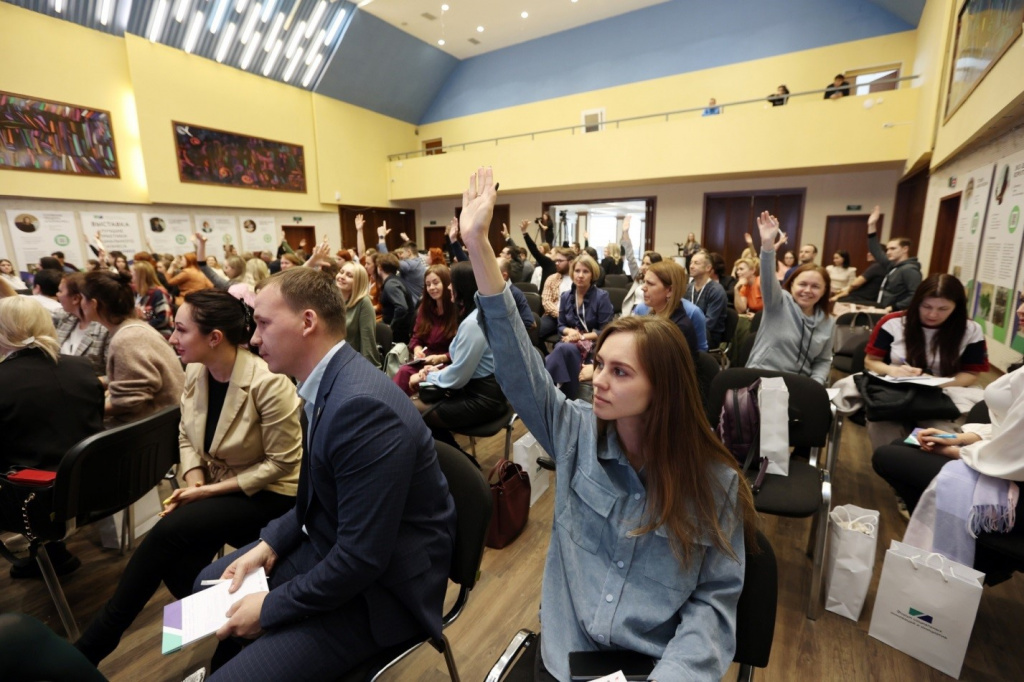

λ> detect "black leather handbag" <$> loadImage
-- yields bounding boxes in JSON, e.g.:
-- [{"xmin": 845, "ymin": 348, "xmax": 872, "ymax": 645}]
[{"xmin": 854, "ymin": 373, "xmax": 960, "ymax": 422}]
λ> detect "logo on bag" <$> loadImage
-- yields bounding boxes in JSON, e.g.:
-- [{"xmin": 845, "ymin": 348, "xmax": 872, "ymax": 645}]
[{"xmin": 908, "ymin": 607, "xmax": 933, "ymax": 624}]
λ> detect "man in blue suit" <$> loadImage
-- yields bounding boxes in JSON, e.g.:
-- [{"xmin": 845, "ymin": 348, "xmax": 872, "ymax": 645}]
[{"xmin": 195, "ymin": 267, "xmax": 456, "ymax": 681}]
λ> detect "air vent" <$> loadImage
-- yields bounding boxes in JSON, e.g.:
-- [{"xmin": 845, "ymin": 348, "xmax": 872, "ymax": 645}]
[
  {"xmin": 468, "ymin": 37, "xmax": 481, "ymax": 45},
  {"xmin": 421, "ymin": 12, "xmax": 437, "ymax": 20}
]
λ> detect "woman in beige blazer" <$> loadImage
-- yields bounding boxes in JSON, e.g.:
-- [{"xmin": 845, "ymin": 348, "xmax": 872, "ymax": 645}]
[{"xmin": 77, "ymin": 290, "xmax": 302, "ymax": 666}]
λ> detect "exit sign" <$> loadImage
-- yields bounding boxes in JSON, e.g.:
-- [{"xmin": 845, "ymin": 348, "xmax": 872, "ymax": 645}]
[{"xmin": 846, "ymin": 205, "xmax": 862, "ymax": 211}]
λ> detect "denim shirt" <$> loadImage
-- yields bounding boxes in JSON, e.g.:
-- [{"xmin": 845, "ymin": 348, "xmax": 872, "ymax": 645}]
[{"xmin": 477, "ymin": 285, "xmax": 745, "ymax": 682}]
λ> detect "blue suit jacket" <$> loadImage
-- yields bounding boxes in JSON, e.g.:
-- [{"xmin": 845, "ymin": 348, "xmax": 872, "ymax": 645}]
[{"xmin": 260, "ymin": 343, "xmax": 456, "ymax": 646}]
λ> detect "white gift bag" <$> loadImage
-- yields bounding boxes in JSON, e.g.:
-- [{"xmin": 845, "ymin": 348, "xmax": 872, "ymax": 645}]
[
  {"xmin": 868, "ymin": 540, "xmax": 985, "ymax": 679},
  {"xmin": 758, "ymin": 377, "xmax": 790, "ymax": 476},
  {"xmin": 825, "ymin": 504, "xmax": 879, "ymax": 621},
  {"xmin": 512, "ymin": 432, "xmax": 550, "ymax": 507}
]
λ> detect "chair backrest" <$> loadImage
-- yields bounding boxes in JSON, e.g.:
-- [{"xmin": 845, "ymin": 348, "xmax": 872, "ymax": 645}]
[
  {"xmin": 723, "ymin": 307, "xmax": 739, "ymax": 344},
  {"xmin": 706, "ymin": 369, "xmax": 832, "ymax": 447},
  {"xmin": 849, "ymin": 339, "xmax": 870, "ymax": 375},
  {"xmin": 375, "ymin": 321, "xmax": 394, "ymax": 359},
  {"xmin": 516, "ymin": 281, "xmax": 539, "ymax": 295},
  {"xmin": 435, "ymin": 442, "xmax": 492, "ymax": 590},
  {"xmin": 603, "ymin": 287, "xmax": 628, "ymax": 315},
  {"xmin": 53, "ymin": 406, "xmax": 181, "ymax": 527},
  {"xmin": 524, "ymin": 292, "xmax": 543, "ymax": 317},
  {"xmin": 733, "ymin": 530, "xmax": 778, "ymax": 669},
  {"xmin": 694, "ymin": 351, "xmax": 720, "ymax": 415},
  {"xmin": 604, "ymin": 274, "xmax": 630, "ymax": 289}
]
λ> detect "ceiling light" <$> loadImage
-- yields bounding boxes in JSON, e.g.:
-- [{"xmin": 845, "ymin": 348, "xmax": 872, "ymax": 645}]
[
  {"xmin": 477, "ymin": 25, "xmax": 484, "ymax": 32},
  {"xmin": 437, "ymin": 39, "xmax": 445, "ymax": 46},
  {"xmin": 184, "ymin": 11, "xmax": 205, "ymax": 52},
  {"xmin": 99, "ymin": 0, "xmax": 114, "ymax": 26},
  {"xmin": 283, "ymin": 48, "xmax": 303, "ymax": 82},
  {"xmin": 441, "ymin": 4, "xmax": 449, "ymax": 10},
  {"xmin": 263, "ymin": 39, "xmax": 283, "ymax": 75},
  {"xmin": 235, "ymin": 0, "xmax": 248, "ymax": 11},
  {"xmin": 285, "ymin": 20, "xmax": 306, "ymax": 58},
  {"xmin": 260, "ymin": 0, "xmax": 276, "ymax": 22},
  {"xmin": 148, "ymin": 0, "xmax": 170, "ymax": 42},
  {"xmin": 215, "ymin": 22, "xmax": 237, "ymax": 62},
  {"xmin": 521, "ymin": 11, "xmax": 528, "ymax": 19},
  {"xmin": 240, "ymin": 3, "xmax": 261, "ymax": 43},
  {"xmin": 264, "ymin": 12, "xmax": 284, "ymax": 50},
  {"xmin": 174, "ymin": 0, "xmax": 191, "ymax": 23},
  {"xmin": 306, "ymin": 1, "xmax": 327, "ymax": 37},
  {"xmin": 307, "ymin": 29, "xmax": 326, "ymax": 58},
  {"xmin": 302, "ymin": 54, "xmax": 323, "ymax": 87},
  {"xmin": 325, "ymin": 8, "xmax": 347, "ymax": 42},
  {"xmin": 210, "ymin": 0, "xmax": 230, "ymax": 33},
  {"xmin": 241, "ymin": 31, "xmax": 261, "ymax": 68},
  {"xmin": 54, "ymin": 0, "xmax": 64, "ymax": 13}
]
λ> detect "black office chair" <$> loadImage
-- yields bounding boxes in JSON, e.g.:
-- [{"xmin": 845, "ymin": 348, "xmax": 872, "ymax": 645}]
[
  {"xmin": 602, "ymin": 287, "xmax": 628, "ymax": 316},
  {"xmin": 694, "ymin": 351, "xmax": 721, "ymax": 416},
  {"xmin": 603, "ymin": 274, "xmax": 630, "ymax": 289},
  {"xmin": 337, "ymin": 441, "xmax": 492, "ymax": 682},
  {"xmin": 523, "ymin": 292, "xmax": 543, "ymax": 317},
  {"xmin": 516, "ymin": 282, "xmax": 539, "ymax": 294},
  {"xmin": 709, "ymin": 308, "xmax": 740, "ymax": 369},
  {"xmin": 707, "ymin": 369, "xmax": 833, "ymax": 619},
  {"xmin": 0, "ymin": 406, "xmax": 181, "ymax": 640},
  {"xmin": 375, "ymin": 321, "xmax": 394, "ymax": 361},
  {"xmin": 449, "ymin": 402, "xmax": 518, "ymax": 460},
  {"xmin": 484, "ymin": 530, "xmax": 778, "ymax": 681}
]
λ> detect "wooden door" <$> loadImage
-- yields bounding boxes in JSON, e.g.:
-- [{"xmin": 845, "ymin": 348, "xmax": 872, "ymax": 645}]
[
  {"xmin": 929, "ymin": 193, "xmax": 961, "ymax": 277},
  {"xmin": 283, "ymin": 226, "xmax": 316, "ymax": 255},
  {"xmin": 823, "ymin": 214, "xmax": 883, "ymax": 275},
  {"xmin": 423, "ymin": 226, "xmax": 447, "ymax": 252},
  {"xmin": 455, "ymin": 204, "xmax": 510, "ymax": 255},
  {"xmin": 338, "ymin": 207, "xmax": 417, "ymax": 253},
  {"xmin": 703, "ymin": 190, "xmax": 804, "ymax": 268},
  {"xmin": 893, "ymin": 168, "xmax": 928, "ymax": 248}
]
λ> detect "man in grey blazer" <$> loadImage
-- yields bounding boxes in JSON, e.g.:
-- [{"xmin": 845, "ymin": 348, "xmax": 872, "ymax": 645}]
[{"xmin": 195, "ymin": 267, "xmax": 456, "ymax": 681}]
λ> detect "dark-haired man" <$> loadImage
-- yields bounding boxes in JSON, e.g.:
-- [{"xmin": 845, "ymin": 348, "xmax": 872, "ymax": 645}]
[
  {"xmin": 377, "ymin": 252, "xmax": 413, "ymax": 344},
  {"xmin": 195, "ymin": 267, "xmax": 455, "ymax": 681},
  {"xmin": 31, "ymin": 268, "xmax": 64, "ymax": 320},
  {"xmin": 866, "ymin": 205, "xmax": 922, "ymax": 311}
]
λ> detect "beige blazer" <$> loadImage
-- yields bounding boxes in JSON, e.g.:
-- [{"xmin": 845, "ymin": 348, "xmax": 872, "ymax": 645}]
[{"xmin": 178, "ymin": 349, "xmax": 301, "ymax": 497}]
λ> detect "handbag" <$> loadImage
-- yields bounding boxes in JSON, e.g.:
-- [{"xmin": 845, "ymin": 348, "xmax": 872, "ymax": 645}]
[
  {"xmin": 833, "ymin": 312, "xmax": 878, "ymax": 355},
  {"xmin": 854, "ymin": 373, "xmax": 960, "ymax": 422},
  {"xmin": 418, "ymin": 383, "xmax": 449, "ymax": 404},
  {"xmin": 485, "ymin": 459, "xmax": 531, "ymax": 549},
  {"xmin": 0, "ymin": 471, "xmax": 60, "ymax": 543}
]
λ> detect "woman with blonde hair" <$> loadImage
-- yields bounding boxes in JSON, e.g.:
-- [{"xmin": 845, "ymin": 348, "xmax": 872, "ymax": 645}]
[
  {"xmin": 0, "ymin": 296, "xmax": 103, "ymax": 578},
  {"xmin": 733, "ymin": 256, "xmax": 762, "ymax": 315},
  {"xmin": 459, "ymin": 169, "xmax": 756, "ymax": 679},
  {"xmin": 133, "ymin": 261, "xmax": 174, "ymax": 338},
  {"xmin": 631, "ymin": 260, "xmax": 699, "ymax": 356},
  {"xmin": 335, "ymin": 260, "xmax": 381, "ymax": 366}
]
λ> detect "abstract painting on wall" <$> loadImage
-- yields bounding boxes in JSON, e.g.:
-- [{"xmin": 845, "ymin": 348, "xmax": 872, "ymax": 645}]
[
  {"xmin": 0, "ymin": 91, "xmax": 119, "ymax": 178},
  {"xmin": 173, "ymin": 122, "xmax": 306, "ymax": 193},
  {"xmin": 946, "ymin": 0, "xmax": 1024, "ymax": 119}
]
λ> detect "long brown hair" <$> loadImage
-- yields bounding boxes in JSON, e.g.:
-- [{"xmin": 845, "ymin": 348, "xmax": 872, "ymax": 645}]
[
  {"xmin": 413, "ymin": 265, "xmax": 458, "ymax": 340},
  {"xmin": 783, "ymin": 263, "xmax": 832, "ymax": 316},
  {"xmin": 595, "ymin": 316, "xmax": 758, "ymax": 566},
  {"xmin": 645, "ymin": 261, "xmax": 686, "ymax": 318},
  {"xmin": 904, "ymin": 273, "xmax": 969, "ymax": 377}
]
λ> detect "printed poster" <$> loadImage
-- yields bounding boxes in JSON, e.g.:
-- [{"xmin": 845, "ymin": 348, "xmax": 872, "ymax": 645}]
[
  {"xmin": 239, "ymin": 216, "xmax": 277, "ymax": 254},
  {"xmin": 143, "ymin": 213, "xmax": 193, "ymax": 255},
  {"xmin": 192, "ymin": 214, "xmax": 239, "ymax": 258},
  {"xmin": 80, "ymin": 212, "xmax": 143, "ymax": 260},
  {"xmin": 972, "ymin": 151, "xmax": 1024, "ymax": 343},
  {"xmin": 949, "ymin": 164, "xmax": 994, "ymax": 299},
  {"xmin": 4, "ymin": 209, "xmax": 85, "ymax": 273}
]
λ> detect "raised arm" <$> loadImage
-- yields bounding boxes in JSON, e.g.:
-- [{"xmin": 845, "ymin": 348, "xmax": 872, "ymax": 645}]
[
  {"xmin": 755, "ymin": 212, "xmax": 786, "ymax": 313},
  {"xmin": 866, "ymin": 206, "xmax": 889, "ymax": 267},
  {"xmin": 354, "ymin": 214, "xmax": 367, "ymax": 256},
  {"xmin": 620, "ymin": 216, "xmax": 639, "ymax": 278},
  {"xmin": 194, "ymin": 232, "xmax": 230, "ymax": 289}
]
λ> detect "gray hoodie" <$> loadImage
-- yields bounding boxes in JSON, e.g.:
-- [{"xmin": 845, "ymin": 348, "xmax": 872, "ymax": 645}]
[
  {"xmin": 868, "ymin": 233, "xmax": 922, "ymax": 311},
  {"xmin": 746, "ymin": 249, "xmax": 836, "ymax": 385}
]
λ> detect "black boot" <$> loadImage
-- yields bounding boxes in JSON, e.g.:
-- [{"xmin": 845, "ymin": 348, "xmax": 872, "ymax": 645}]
[{"xmin": 74, "ymin": 604, "xmax": 132, "ymax": 666}]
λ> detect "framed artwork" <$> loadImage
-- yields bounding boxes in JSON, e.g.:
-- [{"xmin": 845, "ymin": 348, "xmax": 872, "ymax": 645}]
[
  {"xmin": 0, "ymin": 91, "xmax": 119, "ymax": 178},
  {"xmin": 173, "ymin": 122, "xmax": 306, "ymax": 193},
  {"xmin": 945, "ymin": 0, "xmax": 1024, "ymax": 120}
]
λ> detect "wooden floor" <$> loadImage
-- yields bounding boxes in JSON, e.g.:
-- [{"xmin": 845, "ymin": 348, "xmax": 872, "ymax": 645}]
[{"xmin": 3, "ymin": 404, "xmax": 1022, "ymax": 681}]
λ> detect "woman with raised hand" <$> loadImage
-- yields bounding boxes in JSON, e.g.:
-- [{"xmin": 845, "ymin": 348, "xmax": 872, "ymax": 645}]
[
  {"xmin": 79, "ymin": 271, "xmax": 184, "ymax": 424},
  {"xmin": 629, "ymin": 260, "xmax": 700, "ymax": 357},
  {"xmin": 335, "ymin": 260, "xmax": 382, "ymax": 367},
  {"xmin": 166, "ymin": 252, "xmax": 214, "ymax": 306},
  {"xmin": 75, "ymin": 289, "xmax": 302, "ymax": 666},
  {"xmin": 394, "ymin": 264, "xmax": 458, "ymax": 394},
  {"xmin": 745, "ymin": 211, "xmax": 835, "ymax": 385},
  {"xmin": 459, "ymin": 168, "xmax": 756, "ymax": 681}
]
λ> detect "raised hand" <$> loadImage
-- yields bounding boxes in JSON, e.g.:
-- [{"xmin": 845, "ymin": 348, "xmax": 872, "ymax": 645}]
[
  {"xmin": 620, "ymin": 215, "xmax": 633, "ymax": 245},
  {"xmin": 501, "ymin": 223, "xmax": 510, "ymax": 240},
  {"xmin": 519, "ymin": 219, "xmax": 530, "ymax": 233},
  {"xmin": 867, "ymin": 205, "xmax": 881, "ymax": 234},
  {"xmin": 400, "ymin": 232, "xmax": 411, "ymax": 242},
  {"xmin": 306, "ymin": 237, "xmax": 331, "ymax": 268},
  {"xmin": 447, "ymin": 217, "xmax": 460, "ymax": 241},
  {"xmin": 755, "ymin": 211, "xmax": 780, "ymax": 251},
  {"xmin": 377, "ymin": 221, "xmax": 391, "ymax": 240},
  {"xmin": 299, "ymin": 238, "xmax": 308, "ymax": 249},
  {"xmin": 744, "ymin": 232, "xmax": 754, "ymax": 247},
  {"xmin": 193, "ymin": 232, "xmax": 207, "ymax": 260},
  {"xmin": 459, "ymin": 167, "xmax": 497, "ymax": 248},
  {"xmin": 773, "ymin": 231, "xmax": 788, "ymax": 252},
  {"xmin": 355, "ymin": 214, "xmax": 365, "ymax": 231}
]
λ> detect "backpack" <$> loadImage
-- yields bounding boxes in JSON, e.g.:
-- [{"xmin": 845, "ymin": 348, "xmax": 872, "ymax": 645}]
[
  {"xmin": 383, "ymin": 342, "xmax": 410, "ymax": 378},
  {"xmin": 716, "ymin": 379, "xmax": 769, "ymax": 493}
]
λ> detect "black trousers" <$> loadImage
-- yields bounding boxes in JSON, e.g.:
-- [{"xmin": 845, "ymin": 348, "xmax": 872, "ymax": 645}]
[
  {"xmin": 871, "ymin": 443, "xmax": 949, "ymax": 513},
  {"xmin": 76, "ymin": 490, "xmax": 293, "ymax": 665}
]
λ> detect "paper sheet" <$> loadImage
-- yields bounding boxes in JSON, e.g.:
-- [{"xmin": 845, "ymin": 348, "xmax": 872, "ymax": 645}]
[
  {"xmin": 162, "ymin": 568, "xmax": 268, "ymax": 655},
  {"xmin": 867, "ymin": 371, "xmax": 953, "ymax": 387}
]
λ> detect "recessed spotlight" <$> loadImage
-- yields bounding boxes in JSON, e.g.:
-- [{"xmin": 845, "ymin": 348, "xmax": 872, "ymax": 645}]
[
  {"xmin": 438, "ymin": 39, "xmax": 445, "ymax": 45},
  {"xmin": 441, "ymin": 4, "xmax": 449, "ymax": 10},
  {"xmin": 477, "ymin": 25, "xmax": 484, "ymax": 32},
  {"xmin": 521, "ymin": 11, "xmax": 528, "ymax": 18}
]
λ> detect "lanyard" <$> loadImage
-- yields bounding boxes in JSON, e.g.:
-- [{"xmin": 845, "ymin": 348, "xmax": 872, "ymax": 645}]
[{"xmin": 690, "ymin": 282, "xmax": 705, "ymax": 306}]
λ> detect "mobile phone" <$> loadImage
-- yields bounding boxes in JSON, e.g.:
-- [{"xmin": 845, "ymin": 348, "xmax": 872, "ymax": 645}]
[{"xmin": 568, "ymin": 650, "xmax": 656, "ymax": 681}]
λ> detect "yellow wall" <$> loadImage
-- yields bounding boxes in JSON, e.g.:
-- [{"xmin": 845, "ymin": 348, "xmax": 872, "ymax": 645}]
[
  {"xmin": 312, "ymin": 94, "xmax": 418, "ymax": 208},
  {"xmin": 414, "ymin": 32, "xmax": 919, "ymax": 148},
  {"xmin": 0, "ymin": 4, "xmax": 149, "ymax": 204},
  {"xmin": 905, "ymin": 0, "xmax": 955, "ymax": 174}
]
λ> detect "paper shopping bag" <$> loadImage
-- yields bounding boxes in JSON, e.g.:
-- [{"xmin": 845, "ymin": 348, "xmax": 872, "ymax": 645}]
[
  {"xmin": 868, "ymin": 540, "xmax": 985, "ymax": 678},
  {"xmin": 825, "ymin": 504, "xmax": 879, "ymax": 621},
  {"xmin": 758, "ymin": 377, "xmax": 790, "ymax": 476},
  {"xmin": 512, "ymin": 432, "xmax": 550, "ymax": 507}
]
